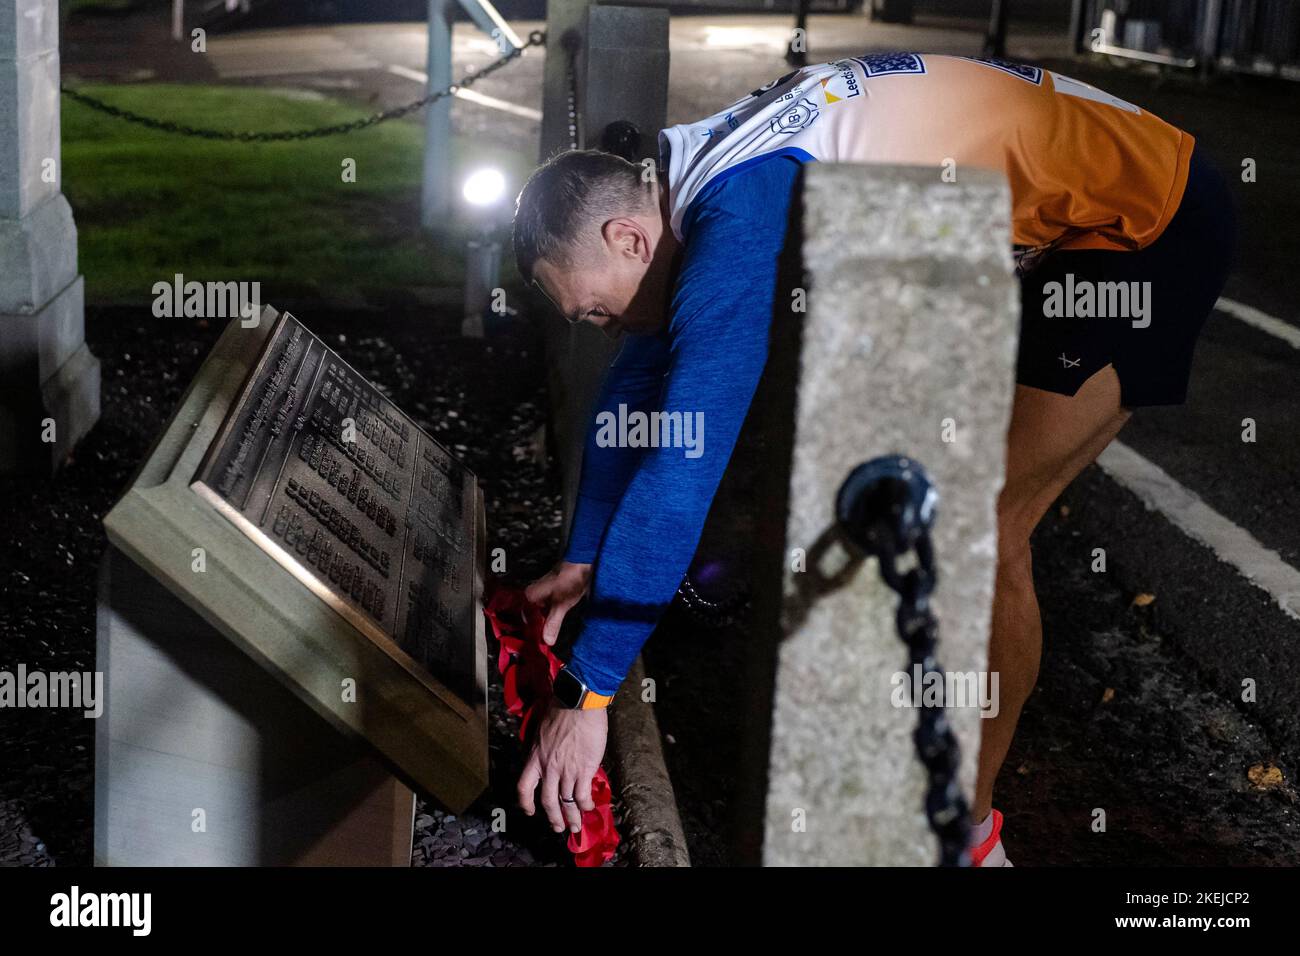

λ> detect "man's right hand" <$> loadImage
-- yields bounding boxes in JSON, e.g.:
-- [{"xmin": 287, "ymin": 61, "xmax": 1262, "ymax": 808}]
[{"xmin": 523, "ymin": 560, "xmax": 592, "ymax": 646}]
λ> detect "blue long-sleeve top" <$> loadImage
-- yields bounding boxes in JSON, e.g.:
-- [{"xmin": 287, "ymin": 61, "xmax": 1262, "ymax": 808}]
[{"xmin": 561, "ymin": 155, "xmax": 803, "ymax": 697}]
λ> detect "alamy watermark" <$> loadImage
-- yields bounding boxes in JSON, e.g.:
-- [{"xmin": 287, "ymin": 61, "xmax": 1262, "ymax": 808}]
[
  {"xmin": 891, "ymin": 666, "xmax": 1000, "ymax": 718},
  {"xmin": 50, "ymin": 886, "xmax": 151, "ymax": 936},
  {"xmin": 594, "ymin": 403, "xmax": 704, "ymax": 459},
  {"xmin": 1042, "ymin": 273, "xmax": 1151, "ymax": 328},
  {"xmin": 1, "ymin": 665, "xmax": 103, "ymax": 718},
  {"xmin": 152, "ymin": 273, "xmax": 261, "ymax": 326}
]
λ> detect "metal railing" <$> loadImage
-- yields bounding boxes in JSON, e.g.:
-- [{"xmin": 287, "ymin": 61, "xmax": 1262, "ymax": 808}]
[{"xmin": 1071, "ymin": 0, "xmax": 1300, "ymax": 81}]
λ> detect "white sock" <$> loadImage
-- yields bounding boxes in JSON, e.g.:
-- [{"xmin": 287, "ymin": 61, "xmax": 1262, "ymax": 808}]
[{"xmin": 971, "ymin": 811, "xmax": 995, "ymax": 847}]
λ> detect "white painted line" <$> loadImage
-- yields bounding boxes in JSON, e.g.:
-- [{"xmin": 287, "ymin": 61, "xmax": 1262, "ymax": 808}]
[
  {"xmin": 451, "ymin": 87, "xmax": 543, "ymax": 121},
  {"xmin": 1216, "ymin": 297, "xmax": 1300, "ymax": 350},
  {"xmin": 1097, "ymin": 441, "xmax": 1300, "ymax": 622},
  {"xmin": 387, "ymin": 63, "xmax": 430, "ymax": 84},
  {"xmin": 386, "ymin": 64, "xmax": 542, "ymax": 121}
]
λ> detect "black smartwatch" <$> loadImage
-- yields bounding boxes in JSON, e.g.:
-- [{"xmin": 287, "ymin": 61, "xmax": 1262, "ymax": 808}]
[{"xmin": 553, "ymin": 667, "xmax": 614, "ymax": 710}]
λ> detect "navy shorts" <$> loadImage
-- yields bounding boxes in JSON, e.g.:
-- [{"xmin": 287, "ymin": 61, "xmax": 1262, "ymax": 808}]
[{"xmin": 1015, "ymin": 145, "xmax": 1237, "ymax": 407}]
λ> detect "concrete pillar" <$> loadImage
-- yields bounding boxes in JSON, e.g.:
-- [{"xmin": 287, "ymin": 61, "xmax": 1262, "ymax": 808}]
[
  {"xmin": 579, "ymin": 5, "xmax": 668, "ymax": 167},
  {"xmin": 537, "ymin": 0, "xmax": 589, "ymax": 534},
  {"xmin": 748, "ymin": 164, "xmax": 1019, "ymax": 865},
  {"xmin": 538, "ymin": 4, "xmax": 670, "ymax": 537},
  {"xmin": 0, "ymin": 0, "xmax": 100, "ymax": 474},
  {"xmin": 538, "ymin": 0, "xmax": 589, "ymax": 164}
]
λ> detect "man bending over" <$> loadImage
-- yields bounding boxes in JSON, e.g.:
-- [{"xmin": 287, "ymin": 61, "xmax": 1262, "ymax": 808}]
[{"xmin": 511, "ymin": 53, "xmax": 1235, "ymax": 866}]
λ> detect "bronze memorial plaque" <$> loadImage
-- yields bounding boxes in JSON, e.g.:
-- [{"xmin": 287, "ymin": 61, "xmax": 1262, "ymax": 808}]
[{"xmin": 192, "ymin": 312, "xmax": 479, "ymax": 704}]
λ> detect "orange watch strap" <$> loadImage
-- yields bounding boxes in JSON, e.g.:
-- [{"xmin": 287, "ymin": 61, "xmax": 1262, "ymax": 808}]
[{"xmin": 581, "ymin": 689, "xmax": 614, "ymax": 710}]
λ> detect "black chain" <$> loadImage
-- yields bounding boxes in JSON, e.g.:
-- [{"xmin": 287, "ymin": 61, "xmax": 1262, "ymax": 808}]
[
  {"xmin": 60, "ymin": 30, "xmax": 545, "ymax": 142},
  {"xmin": 561, "ymin": 30, "xmax": 581, "ymax": 150},
  {"xmin": 675, "ymin": 571, "xmax": 748, "ymax": 629},
  {"xmin": 836, "ymin": 456, "xmax": 972, "ymax": 867}
]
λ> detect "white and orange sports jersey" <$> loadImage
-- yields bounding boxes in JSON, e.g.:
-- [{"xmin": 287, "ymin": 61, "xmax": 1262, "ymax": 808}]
[{"xmin": 659, "ymin": 53, "xmax": 1195, "ymax": 256}]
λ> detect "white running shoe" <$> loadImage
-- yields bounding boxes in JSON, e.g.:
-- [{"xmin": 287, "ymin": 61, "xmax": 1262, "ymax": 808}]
[{"xmin": 971, "ymin": 808, "xmax": 1014, "ymax": 867}]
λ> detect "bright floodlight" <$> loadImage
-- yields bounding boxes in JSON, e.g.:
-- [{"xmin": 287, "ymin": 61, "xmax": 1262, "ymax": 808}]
[{"xmin": 463, "ymin": 168, "xmax": 506, "ymax": 207}]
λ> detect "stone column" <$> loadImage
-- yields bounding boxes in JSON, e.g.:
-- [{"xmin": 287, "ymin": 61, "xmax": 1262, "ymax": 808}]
[
  {"xmin": 749, "ymin": 164, "xmax": 1019, "ymax": 865},
  {"xmin": 538, "ymin": 0, "xmax": 589, "ymax": 165},
  {"xmin": 0, "ymin": 0, "xmax": 99, "ymax": 474},
  {"xmin": 537, "ymin": 4, "xmax": 669, "ymax": 538},
  {"xmin": 578, "ymin": 5, "xmax": 669, "ymax": 166}
]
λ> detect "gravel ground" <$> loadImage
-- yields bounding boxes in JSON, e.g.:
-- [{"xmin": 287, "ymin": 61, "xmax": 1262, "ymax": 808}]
[
  {"xmin": 0, "ymin": 304, "xmax": 624, "ymax": 867},
  {"xmin": 6, "ymin": 311, "xmax": 1294, "ymax": 869}
]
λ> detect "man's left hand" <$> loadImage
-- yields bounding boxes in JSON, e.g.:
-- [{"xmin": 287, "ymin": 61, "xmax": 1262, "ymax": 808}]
[{"xmin": 517, "ymin": 703, "xmax": 609, "ymax": 833}]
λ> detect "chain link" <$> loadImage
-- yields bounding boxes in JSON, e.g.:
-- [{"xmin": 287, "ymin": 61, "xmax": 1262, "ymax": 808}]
[
  {"xmin": 561, "ymin": 29, "xmax": 581, "ymax": 150},
  {"xmin": 882, "ymin": 518, "xmax": 971, "ymax": 867},
  {"xmin": 836, "ymin": 456, "xmax": 972, "ymax": 866},
  {"xmin": 675, "ymin": 571, "xmax": 748, "ymax": 629},
  {"xmin": 60, "ymin": 30, "xmax": 545, "ymax": 142}
]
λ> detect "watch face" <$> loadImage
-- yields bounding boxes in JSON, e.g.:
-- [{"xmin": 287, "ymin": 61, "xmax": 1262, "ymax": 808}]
[{"xmin": 553, "ymin": 668, "xmax": 584, "ymax": 709}]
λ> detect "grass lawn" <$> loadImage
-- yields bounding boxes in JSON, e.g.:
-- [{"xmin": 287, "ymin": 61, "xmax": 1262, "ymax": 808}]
[{"xmin": 61, "ymin": 83, "xmax": 533, "ymax": 305}]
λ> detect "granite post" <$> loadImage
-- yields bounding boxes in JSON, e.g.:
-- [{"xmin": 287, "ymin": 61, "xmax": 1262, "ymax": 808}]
[
  {"xmin": 0, "ymin": 0, "xmax": 99, "ymax": 474},
  {"xmin": 749, "ymin": 164, "xmax": 1019, "ymax": 865},
  {"xmin": 537, "ymin": 4, "xmax": 669, "ymax": 538}
]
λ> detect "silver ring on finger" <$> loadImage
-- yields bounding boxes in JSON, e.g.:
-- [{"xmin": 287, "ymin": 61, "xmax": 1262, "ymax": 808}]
[{"xmin": 560, "ymin": 796, "xmax": 577, "ymax": 803}]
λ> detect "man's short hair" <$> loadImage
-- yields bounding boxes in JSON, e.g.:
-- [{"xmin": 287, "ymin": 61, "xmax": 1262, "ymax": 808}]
[{"xmin": 512, "ymin": 149, "xmax": 656, "ymax": 285}]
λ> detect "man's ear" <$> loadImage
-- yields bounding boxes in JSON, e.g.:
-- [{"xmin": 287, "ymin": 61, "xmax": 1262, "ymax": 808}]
[{"xmin": 602, "ymin": 217, "xmax": 653, "ymax": 264}]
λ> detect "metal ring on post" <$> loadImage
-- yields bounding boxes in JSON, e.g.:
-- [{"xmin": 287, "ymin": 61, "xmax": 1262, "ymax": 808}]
[
  {"xmin": 600, "ymin": 120, "xmax": 641, "ymax": 163},
  {"xmin": 835, "ymin": 455, "xmax": 937, "ymax": 587}
]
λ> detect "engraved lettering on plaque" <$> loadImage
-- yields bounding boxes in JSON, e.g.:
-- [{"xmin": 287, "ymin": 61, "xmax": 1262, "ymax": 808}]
[{"xmin": 192, "ymin": 313, "xmax": 478, "ymax": 704}]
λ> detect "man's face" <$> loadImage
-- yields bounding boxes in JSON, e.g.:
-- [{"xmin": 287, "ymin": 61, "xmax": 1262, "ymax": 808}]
[{"xmin": 532, "ymin": 210, "xmax": 674, "ymax": 339}]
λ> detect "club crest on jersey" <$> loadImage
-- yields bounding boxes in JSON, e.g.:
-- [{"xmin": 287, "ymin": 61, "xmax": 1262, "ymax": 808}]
[
  {"xmin": 852, "ymin": 52, "xmax": 926, "ymax": 77},
  {"xmin": 771, "ymin": 98, "xmax": 819, "ymax": 134},
  {"xmin": 959, "ymin": 55, "xmax": 1043, "ymax": 84}
]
